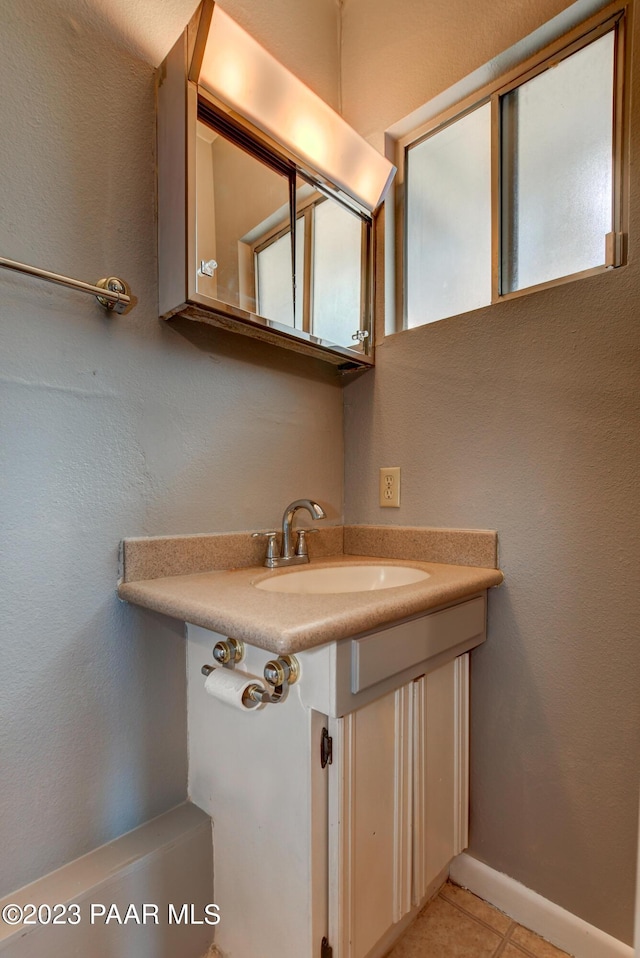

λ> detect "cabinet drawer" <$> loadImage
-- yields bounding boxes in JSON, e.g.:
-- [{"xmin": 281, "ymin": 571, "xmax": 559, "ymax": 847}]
[{"xmin": 351, "ymin": 597, "xmax": 484, "ymax": 693}]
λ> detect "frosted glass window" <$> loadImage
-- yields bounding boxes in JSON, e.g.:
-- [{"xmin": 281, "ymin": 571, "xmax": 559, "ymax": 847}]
[
  {"xmin": 501, "ymin": 32, "xmax": 614, "ymax": 292},
  {"xmin": 400, "ymin": 15, "xmax": 623, "ymax": 333},
  {"xmin": 312, "ymin": 200, "xmax": 363, "ymax": 347},
  {"xmin": 406, "ymin": 103, "xmax": 492, "ymax": 327},
  {"xmin": 256, "ymin": 225, "xmax": 304, "ymax": 328}
]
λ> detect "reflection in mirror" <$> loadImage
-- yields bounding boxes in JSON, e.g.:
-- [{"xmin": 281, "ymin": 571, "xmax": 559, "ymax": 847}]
[
  {"xmin": 195, "ymin": 118, "xmax": 293, "ymax": 323},
  {"xmin": 312, "ymin": 198, "xmax": 365, "ymax": 348},
  {"xmin": 255, "ymin": 226, "xmax": 301, "ymax": 329},
  {"xmin": 290, "ymin": 185, "xmax": 368, "ymax": 348},
  {"xmin": 253, "ymin": 192, "xmax": 305, "ymax": 329},
  {"xmin": 195, "ymin": 109, "xmax": 371, "ymax": 354}
]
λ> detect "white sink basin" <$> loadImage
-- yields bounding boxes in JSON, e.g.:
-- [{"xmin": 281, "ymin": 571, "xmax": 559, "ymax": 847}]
[{"xmin": 254, "ymin": 564, "xmax": 430, "ymax": 594}]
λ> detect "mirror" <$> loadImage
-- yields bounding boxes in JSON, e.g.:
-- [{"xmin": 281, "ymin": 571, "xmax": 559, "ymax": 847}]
[
  {"xmin": 195, "ymin": 118, "xmax": 294, "ymax": 320},
  {"xmin": 194, "ymin": 113, "xmax": 372, "ymax": 357}
]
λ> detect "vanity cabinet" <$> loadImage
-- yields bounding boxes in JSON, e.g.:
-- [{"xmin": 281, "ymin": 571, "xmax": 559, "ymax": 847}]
[{"xmin": 186, "ymin": 594, "xmax": 483, "ymax": 958}]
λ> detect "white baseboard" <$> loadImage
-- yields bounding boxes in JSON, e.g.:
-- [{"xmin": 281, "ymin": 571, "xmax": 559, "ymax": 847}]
[{"xmin": 449, "ymin": 853, "xmax": 634, "ymax": 958}]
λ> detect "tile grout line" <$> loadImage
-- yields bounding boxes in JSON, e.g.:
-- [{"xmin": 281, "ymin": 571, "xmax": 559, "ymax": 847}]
[
  {"xmin": 505, "ymin": 937, "xmax": 561, "ymax": 958},
  {"xmin": 502, "ymin": 920, "xmax": 570, "ymax": 958},
  {"xmin": 437, "ymin": 890, "xmax": 513, "ymax": 940},
  {"xmin": 391, "ymin": 886, "xmax": 572, "ymax": 958},
  {"xmin": 489, "ymin": 918, "xmax": 569, "ymax": 958},
  {"xmin": 441, "ymin": 887, "xmax": 571, "ymax": 958},
  {"xmin": 491, "ymin": 921, "xmax": 517, "ymax": 957}
]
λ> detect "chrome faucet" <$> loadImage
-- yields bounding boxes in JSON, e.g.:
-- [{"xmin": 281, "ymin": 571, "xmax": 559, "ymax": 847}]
[
  {"xmin": 281, "ymin": 499, "xmax": 326, "ymax": 560},
  {"xmin": 253, "ymin": 499, "xmax": 326, "ymax": 568}
]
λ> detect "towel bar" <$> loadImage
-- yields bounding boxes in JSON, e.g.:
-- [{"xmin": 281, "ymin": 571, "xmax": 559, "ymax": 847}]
[{"xmin": 0, "ymin": 256, "xmax": 133, "ymax": 313}]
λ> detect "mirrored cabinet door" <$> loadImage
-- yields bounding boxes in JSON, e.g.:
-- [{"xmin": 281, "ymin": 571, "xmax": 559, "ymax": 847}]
[
  {"xmin": 195, "ymin": 117, "xmax": 295, "ymax": 322},
  {"xmin": 157, "ymin": 7, "xmax": 391, "ymax": 370},
  {"xmin": 193, "ymin": 109, "xmax": 373, "ymax": 363}
]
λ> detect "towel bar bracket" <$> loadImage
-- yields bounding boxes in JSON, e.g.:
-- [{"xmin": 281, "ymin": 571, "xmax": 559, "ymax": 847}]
[{"xmin": 95, "ymin": 277, "xmax": 131, "ymax": 314}]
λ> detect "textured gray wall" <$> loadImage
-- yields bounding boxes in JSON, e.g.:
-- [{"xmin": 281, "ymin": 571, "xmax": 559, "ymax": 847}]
[
  {"xmin": 0, "ymin": 0, "xmax": 342, "ymax": 896},
  {"xmin": 341, "ymin": 0, "xmax": 640, "ymax": 943}
]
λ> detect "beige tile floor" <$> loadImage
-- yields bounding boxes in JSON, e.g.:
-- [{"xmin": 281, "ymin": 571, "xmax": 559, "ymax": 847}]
[{"xmin": 386, "ymin": 882, "xmax": 573, "ymax": 958}]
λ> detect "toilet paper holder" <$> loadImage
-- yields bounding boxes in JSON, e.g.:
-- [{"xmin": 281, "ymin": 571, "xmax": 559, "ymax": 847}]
[{"xmin": 201, "ymin": 642, "xmax": 300, "ymax": 710}]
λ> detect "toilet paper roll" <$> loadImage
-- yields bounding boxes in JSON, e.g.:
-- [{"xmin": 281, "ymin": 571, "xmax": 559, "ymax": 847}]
[{"xmin": 204, "ymin": 667, "xmax": 260, "ymax": 711}]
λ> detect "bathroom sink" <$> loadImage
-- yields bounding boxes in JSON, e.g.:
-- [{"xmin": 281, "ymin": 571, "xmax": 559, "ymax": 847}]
[{"xmin": 254, "ymin": 564, "xmax": 430, "ymax": 594}]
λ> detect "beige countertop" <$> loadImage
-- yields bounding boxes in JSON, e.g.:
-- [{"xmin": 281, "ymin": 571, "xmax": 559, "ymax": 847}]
[{"xmin": 118, "ymin": 554, "xmax": 503, "ymax": 654}]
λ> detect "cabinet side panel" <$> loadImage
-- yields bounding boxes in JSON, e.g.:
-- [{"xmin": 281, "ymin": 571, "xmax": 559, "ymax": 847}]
[
  {"xmin": 158, "ymin": 33, "xmax": 187, "ymax": 317},
  {"xmin": 186, "ymin": 625, "xmax": 320, "ymax": 958}
]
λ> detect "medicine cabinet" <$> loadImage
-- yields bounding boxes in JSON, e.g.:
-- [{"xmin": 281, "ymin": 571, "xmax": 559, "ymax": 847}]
[{"xmin": 157, "ymin": 2, "xmax": 395, "ymax": 369}]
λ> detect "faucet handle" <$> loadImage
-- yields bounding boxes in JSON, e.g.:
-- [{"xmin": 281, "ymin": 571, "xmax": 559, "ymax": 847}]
[
  {"xmin": 252, "ymin": 531, "xmax": 279, "ymax": 562},
  {"xmin": 295, "ymin": 528, "xmax": 319, "ymax": 557}
]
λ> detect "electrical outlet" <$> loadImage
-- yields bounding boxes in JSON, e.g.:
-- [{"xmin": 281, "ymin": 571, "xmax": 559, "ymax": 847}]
[{"xmin": 379, "ymin": 467, "xmax": 401, "ymax": 507}]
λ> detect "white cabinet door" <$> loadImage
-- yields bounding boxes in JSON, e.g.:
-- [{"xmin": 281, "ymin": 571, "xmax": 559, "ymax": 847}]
[
  {"xmin": 413, "ymin": 654, "xmax": 469, "ymax": 903},
  {"xmin": 328, "ymin": 654, "xmax": 469, "ymax": 958},
  {"xmin": 328, "ymin": 685, "xmax": 413, "ymax": 958}
]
